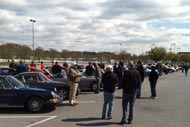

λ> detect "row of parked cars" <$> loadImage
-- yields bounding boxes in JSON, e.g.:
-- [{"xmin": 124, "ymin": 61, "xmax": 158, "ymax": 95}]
[
  {"xmin": 143, "ymin": 62, "xmax": 181, "ymax": 76},
  {"xmin": 0, "ymin": 66, "xmax": 99, "ymax": 113}
]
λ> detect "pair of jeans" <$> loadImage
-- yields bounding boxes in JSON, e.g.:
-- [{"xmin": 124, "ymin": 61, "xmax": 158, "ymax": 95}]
[
  {"xmin": 150, "ymin": 81, "xmax": 157, "ymax": 97},
  {"xmin": 136, "ymin": 84, "xmax": 142, "ymax": 98},
  {"xmin": 122, "ymin": 92, "xmax": 137, "ymax": 121},
  {"xmin": 102, "ymin": 92, "xmax": 115, "ymax": 118},
  {"xmin": 96, "ymin": 78, "xmax": 101, "ymax": 93}
]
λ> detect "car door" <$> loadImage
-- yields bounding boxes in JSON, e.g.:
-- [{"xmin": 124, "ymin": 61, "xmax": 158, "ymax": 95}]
[
  {"xmin": 23, "ymin": 74, "xmax": 39, "ymax": 85},
  {"xmin": 0, "ymin": 78, "xmax": 21, "ymax": 106}
]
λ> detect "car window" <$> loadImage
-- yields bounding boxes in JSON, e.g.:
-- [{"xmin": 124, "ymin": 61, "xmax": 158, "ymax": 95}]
[
  {"xmin": 6, "ymin": 76, "xmax": 24, "ymax": 89},
  {"xmin": 39, "ymin": 73, "xmax": 51, "ymax": 81},
  {"xmin": 0, "ymin": 79, "xmax": 4, "ymax": 89},
  {"xmin": 24, "ymin": 75, "xmax": 38, "ymax": 81},
  {"xmin": 2, "ymin": 69, "xmax": 10, "ymax": 75},
  {"xmin": 15, "ymin": 75, "xmax": 23, "ymax": 81},
  {"xmin": 38, "ymin": 75, "xmax": 44, "ymax": 81},
  {"xmin": 0, "ymin": 79, "xmax": 12, "ymax": 89},
  {"xmin": 0, "ymin": 69, "xmax": 2, "ymax": 75}
]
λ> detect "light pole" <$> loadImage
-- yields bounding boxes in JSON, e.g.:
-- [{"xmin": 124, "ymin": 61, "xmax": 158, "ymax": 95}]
[
  {"xmin": 120, "ymin": 43, "xmax": 122, "ymax": 53},
  {"xmin": 30, "ymin": 19, "xmax": 36, "ymax": 57}
]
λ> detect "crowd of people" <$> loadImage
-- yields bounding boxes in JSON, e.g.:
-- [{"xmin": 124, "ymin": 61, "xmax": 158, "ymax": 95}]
[{"xmin": 7, "ymin": 59, "xmax": 189, "ymax": 125}]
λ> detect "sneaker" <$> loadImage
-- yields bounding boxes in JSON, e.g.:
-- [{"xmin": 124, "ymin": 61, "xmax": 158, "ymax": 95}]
[
  {"xmin": 101, "ymin": 116, "xmax": 106, "ymax": 120},
  {"xmin": 74, "ymin": 103, "xmax": 78, "ymax": 105},
  {"xmin": 107, "ymin": 116, "xmax": 112, "ymax": 120},
  {"xmin": 127, "ymin": 121, "xmax": 133, "ymax": 124},
  {"xmin": 120, "ymin": 118, "xmax": 127, "ymax": 125},
  {"xmin": 69, "ymin": 104, "xmax": 76, "ymax": 106},
  {"xmin": 152, "ymin": 97, "xmax": 156, "ymax": 100}
]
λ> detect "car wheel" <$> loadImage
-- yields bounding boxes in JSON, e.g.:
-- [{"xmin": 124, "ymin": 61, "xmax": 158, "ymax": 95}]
[
  {"xmin": 91, "ymin": 82, "xmax": 97, "ymax": 92},
  {"xmin": 26, "ymin": 97, "xmax": 44, "ymax": 113},
  {"xmin": 57, "ymin": 88, "xmax": 69, "ymax": 101}
]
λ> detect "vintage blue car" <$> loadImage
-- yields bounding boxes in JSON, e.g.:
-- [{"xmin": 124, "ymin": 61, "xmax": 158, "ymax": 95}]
[{"xmin": 0, "ymin": 75, "xmax": 60, "ymax": 113}]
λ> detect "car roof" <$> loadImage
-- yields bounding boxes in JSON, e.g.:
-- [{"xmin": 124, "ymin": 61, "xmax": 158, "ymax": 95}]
[
  {"xmin": 15, "ymin": 72, "xmax": 41, "ymax": 76},
  {"xmin": 19, "ymin": 72, "xmax": 40, "ymax": 74},
  {"xmin": 0, "ymin": 75, "xmax": 11, "ymax": 78}
]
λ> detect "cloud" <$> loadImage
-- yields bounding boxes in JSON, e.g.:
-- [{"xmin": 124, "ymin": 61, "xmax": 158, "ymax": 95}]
[{"xmin": 0, "ymin": 0, "xmax": 190, "ymax": 55}]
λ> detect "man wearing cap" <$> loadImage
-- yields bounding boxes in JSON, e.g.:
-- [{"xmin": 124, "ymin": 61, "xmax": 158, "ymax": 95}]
[
  {"xmin": 101, "ymin": 65, "xmax": 118, "ymax": 120},
  {"xmin": 68, "ymin": 62, "xmax": 80, "ymax": 106}
]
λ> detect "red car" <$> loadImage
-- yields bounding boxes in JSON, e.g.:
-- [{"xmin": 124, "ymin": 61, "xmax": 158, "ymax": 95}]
[{"xmin": 28, "ymin": 66, "xmax": 53, "ymax": 78}]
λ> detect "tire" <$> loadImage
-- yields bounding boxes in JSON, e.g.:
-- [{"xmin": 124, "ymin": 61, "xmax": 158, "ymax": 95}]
[
  {"xmin": 91, "ymin": 82, "xmax": 97, "ymax": 92},
  {"xmin": 57, "ymin": 88, "xmax": 69, "ymax": 101},
  {"xmin": 25, "ymin": 97, "xmax": 44, "ymax": 113}
]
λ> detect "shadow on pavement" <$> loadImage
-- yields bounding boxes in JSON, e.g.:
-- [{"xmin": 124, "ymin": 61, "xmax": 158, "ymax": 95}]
[
  {"xmin": 115, "ymin": 96, "xmax": 153, "ymax": 100},
  {"xmin": 76, "ymin": 122, "xmax": 121, "ymax": 126},
  {"xmin": 62, "ymin": 117, "xmax": 102, "ymax": 122},
  {"xmin": 137, "ymin": 97, "xmax": 152, "ymax": 99},
  {"xmin": 62, "ymin": 117, "xmax": 122, "ymax": 126},
  {"xmin": 115, "ymin": 96, "xmax": 122, "ymax": 99}
]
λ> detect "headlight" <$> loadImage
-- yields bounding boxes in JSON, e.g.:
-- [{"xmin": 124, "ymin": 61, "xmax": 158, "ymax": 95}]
[
  {"xmin": 51, "ymin": 91, "xmax": 59, "ymax": 98},
  {"xmin": 53, "ymin": 87, "xmax": 57, "ymax": 92}
]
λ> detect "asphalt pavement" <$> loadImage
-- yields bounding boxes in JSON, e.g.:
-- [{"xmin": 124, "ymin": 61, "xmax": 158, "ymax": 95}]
[{"xmin": 0, "ymin": 71, "xmax": 190, "ymax": 127}]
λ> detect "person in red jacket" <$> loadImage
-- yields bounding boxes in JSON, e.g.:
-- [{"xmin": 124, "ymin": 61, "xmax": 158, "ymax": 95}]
[
  {"xmin": 41, "ymin": 61, "xmax": 45, "ymax": 70},
  {"xmin": 30, "ymin": 61, "xmax": 36, "ymax": 71}
]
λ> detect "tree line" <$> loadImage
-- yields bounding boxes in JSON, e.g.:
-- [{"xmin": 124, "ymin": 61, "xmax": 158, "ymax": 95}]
[{"xmin": 0, "ymin": 43, "xmax": 190, "ymax": 63}]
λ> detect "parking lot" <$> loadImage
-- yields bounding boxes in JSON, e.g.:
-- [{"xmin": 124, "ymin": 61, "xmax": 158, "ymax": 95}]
[{"xmin": 0, "ymin": 72, "xmax": 190, "ymax": 127}]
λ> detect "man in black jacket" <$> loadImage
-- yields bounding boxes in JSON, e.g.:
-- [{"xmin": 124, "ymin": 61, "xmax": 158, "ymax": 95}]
[
  {"xmin": 101, "ymin": 65, "xmax": 118, "ymax": 120},
  {"xmin": 136, "ymin": 61, "xmax": 145, "ymax": 98},
  {"xmin": 52, "ymin": 62, "xmax": 62, "ymax": 75},
  {"xmin": 120, "ymin": 63, "xmax": 141, "ymax": 125},
  {"xmin": 149, "ymin": 66, "xmax": 159, "ymax": 99}
]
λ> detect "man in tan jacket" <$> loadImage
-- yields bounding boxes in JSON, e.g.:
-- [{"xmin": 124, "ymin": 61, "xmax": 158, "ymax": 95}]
[{"xmin": 68, "ymin": 62, "xmax": 80, "ymax": 106}]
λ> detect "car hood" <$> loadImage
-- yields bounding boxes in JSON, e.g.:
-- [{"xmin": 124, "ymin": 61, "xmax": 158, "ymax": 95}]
[{"xmin": 19, "ymin": 86, "xmax": 50, "ymax": 92}]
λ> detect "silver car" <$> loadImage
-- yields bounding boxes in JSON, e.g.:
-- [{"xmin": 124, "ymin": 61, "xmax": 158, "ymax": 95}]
[{"xmin": 51, "ymin": 70, "xmax": 99, "ymax": 93}]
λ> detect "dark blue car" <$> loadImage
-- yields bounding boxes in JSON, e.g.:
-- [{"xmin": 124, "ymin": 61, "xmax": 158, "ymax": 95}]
[{"xmin": 0, "ymin": 75, "xmax": 60, "ymax": 113}]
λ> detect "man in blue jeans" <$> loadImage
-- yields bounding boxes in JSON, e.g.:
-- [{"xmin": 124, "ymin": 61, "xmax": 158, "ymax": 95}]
[
  {"xmin": 101, "ymin": 65, "xmax": 118, "ymax": 120},
  {"xmin": 120, "ymin": 63, "xmax": 141, "ymax": 124}
]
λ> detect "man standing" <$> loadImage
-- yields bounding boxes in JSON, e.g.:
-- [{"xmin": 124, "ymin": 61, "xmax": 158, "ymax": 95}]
[
  {"xmin": 41, "ymin": 61, "xmax": 45, "ymax": 70},
  {"xmin": 101, "ymin": 65, "xmax": 118, "ymax": 120},
  {"xmin": 93, "ymin": 63, "xmax": 102, "ymax": 94},
  {"xmin": 68, "ymin": 62, "xmax": 80, "ymax": 106},
  {"xmin": 136, "ymin": 61, "xmax": 145, "ymax": 98},
  {"xmin": 120, "ymin": 63, "xmax": 141, "ymax": 125},
  {"xmin": 16, "ymin": 61, "xmax": 28, "ymax": 74},
  {"xmin": 85, "ymin": 62, "xmax": 95, "ymax": 76},
  {"xmin": 184, "ymin": 63, "xmax": 189, "ymax": 77},
  {"xmin": 52, "ymin": 61, "xmax": 62, "ymax": 75},
  {"xmin": 149, "ymin": 66, "xmax": 159, "ymax": 99},
  {"xmin": 117, "ymin": 61, "xmax": 125, "ymax": 89},
  {"xmin": 9, "ymin": 59, "xmax": 17, "ymax": 69}
]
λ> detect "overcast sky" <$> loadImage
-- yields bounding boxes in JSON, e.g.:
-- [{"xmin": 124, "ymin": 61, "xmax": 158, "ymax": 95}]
[{"xmin": 0, "ymin": 0, "xmax": 190, "ymax": 55}]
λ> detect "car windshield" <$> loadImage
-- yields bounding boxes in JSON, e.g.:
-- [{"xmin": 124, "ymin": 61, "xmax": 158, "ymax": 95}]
[
  {"xmin": 54, "ymin": 71, "xmax": 67, "ymax": 78},
  {"xmin": 6, "ymin": 76, "xmax": 24, "ymax": 89}
]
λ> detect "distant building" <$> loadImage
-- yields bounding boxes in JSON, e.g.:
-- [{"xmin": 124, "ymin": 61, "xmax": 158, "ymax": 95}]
[{"xmin": 178, "ymin": 52, "xmax": 190, "ymax": 55}]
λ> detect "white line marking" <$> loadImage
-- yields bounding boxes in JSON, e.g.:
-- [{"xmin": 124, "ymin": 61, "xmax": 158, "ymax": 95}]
[
  {"xmin": 0, "ymin": 116, "xmax": 54, "ymax": 118},
  {"xmin": 24, "ymin": 116, "xmax": 57, "ymax": 127}
]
